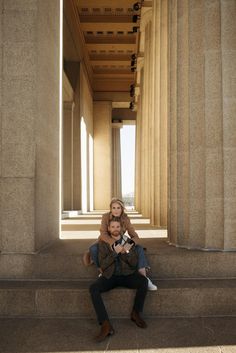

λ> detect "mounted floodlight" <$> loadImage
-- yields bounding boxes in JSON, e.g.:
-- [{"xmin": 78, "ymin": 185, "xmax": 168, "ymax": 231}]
[
  {"xmin": 133, "ymin": 2, "xmax": 141, "ymax": 11},
  {"xmin": 132, "ymin": 14, "xmax": 140, "ymax": 23},
  {"xmin": 130, "ymin": 84, "xmax": 135, "ymax": 97}
]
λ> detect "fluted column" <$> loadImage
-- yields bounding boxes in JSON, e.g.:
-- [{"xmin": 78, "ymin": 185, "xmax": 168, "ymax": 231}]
[
  {"xmin": 150, "ymin": 0, "xmax": 168, "ymax": 227},
  {"xmin": 0, "ymin": 0, "xmax": 61, "ymax": 253},
  {"xmin": 168, "ymin": 0, "xmax": 236, "ymax": 250},
  {"xmin": 63, "ymin": 102, "xmax": 74, "ymax": 211},
  {"xmin": 135, "ymin": 95, "xmax": 142, "ymax": 212},
  {"xmin": 139, "ymin": 8, "xmax": 153, "ymax": 218},
  {"xmin": 93, "ymin": 101, "xmax": 112, "ymax": 210},
  {"xmin": 112, "ymin": 126, "xmax": 122, "ymax": 199}
]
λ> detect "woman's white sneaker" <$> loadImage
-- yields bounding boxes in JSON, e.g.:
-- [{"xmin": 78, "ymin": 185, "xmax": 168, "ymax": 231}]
[{"xmin": 147, "ymin": 277, "xmax": 157, "ymax": 291}]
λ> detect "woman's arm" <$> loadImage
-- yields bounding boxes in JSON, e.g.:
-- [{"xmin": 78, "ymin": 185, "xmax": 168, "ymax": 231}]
[
  {"xmin": 125, "ymin": 216, "xmax": 140, "ymax": 244},
  {"xmin": 98, "ymin": 213, "xmax": 116, "ymax": 246}
]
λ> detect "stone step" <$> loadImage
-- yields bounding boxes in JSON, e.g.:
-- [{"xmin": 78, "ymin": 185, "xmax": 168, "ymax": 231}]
[
  {"xmin": 1, "ymin": 238, "xmax": 236, "ymax": 279},
  {"xmin": 0, "ymin": 278, "xmax": 236, "ymax": 318}
]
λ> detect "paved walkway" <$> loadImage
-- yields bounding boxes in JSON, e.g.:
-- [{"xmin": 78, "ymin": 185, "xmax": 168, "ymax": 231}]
[{"xmin": 1, "ymin": 317, "xmax": 236, "ymax": 352}]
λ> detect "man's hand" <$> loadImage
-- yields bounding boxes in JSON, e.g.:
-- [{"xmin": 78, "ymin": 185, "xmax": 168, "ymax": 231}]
[
  {"xmin": 113, "ymin": 243, "xmax": 123, "ymax": 254},
  {"xmin": 123, "ymin": 242, "xmax": 134, "ymax": 253}
]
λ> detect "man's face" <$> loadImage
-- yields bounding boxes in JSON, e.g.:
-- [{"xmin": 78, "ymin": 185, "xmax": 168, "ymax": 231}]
[{"xmin": 108, "ymin": 221, "xmax": 121, "ymax": 239}]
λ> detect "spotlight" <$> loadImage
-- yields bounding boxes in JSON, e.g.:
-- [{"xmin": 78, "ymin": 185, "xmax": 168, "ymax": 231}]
[
  {"xmin": 133, "ymin": 2, "xmax": 141, "ymax": 11},
  {"xmin": 130, "ymin": 84, "xmax": 135, "ymax": 97},
  {"xmin": 133, "ymin": 26, "xmax": 139, "ymax": 33},
  {"xmin": 132, "ymin": 14, "xmax": 140, "ymax": 23},
  {"xmin": 129, "ymin": 102, "xmax": 134, "ymax": 110}
]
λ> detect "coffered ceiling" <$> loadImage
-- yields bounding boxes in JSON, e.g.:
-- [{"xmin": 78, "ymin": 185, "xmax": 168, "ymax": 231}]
[{"xmin": 64, "ymin": 0, "xmax": 141, "ymax": 95}]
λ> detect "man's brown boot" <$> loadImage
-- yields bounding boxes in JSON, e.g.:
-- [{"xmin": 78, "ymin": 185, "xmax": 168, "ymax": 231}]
[
  {"xmin": 131, "ymin": 309, "xmax": 147, "ymax": 328},
  {"xmin": 95, "ymin": 320, "xmax": 115, "ymax": 342}
]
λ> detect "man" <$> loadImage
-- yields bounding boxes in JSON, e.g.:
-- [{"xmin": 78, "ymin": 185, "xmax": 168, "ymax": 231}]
[{"xmin": 89, "ymin": 218, "xmax": 148, "ymax": 342}]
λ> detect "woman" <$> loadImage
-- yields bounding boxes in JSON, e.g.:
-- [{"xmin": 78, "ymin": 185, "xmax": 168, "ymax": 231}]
[{"xmin": 84, "ymin": 198, "xmax": 157, "ymax": 291}]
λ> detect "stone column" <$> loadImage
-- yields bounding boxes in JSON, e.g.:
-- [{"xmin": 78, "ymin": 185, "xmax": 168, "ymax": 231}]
[
  {"xmin": 135, "ymin": 95, "xmax": 142, "ymax": 212},
  {"xmin": 0, "ymin": 0, "xmax": 61, "ymax": 253},
  {"xmin": 112, "ymin": 127, "xmax": 122, "ymax": 199},
  {"xmin": 168, "ymin": 0, "xmax": 236, "ymax": 250},
  {"xmin": 63, "ymin": 102, "xmax": 74, "ymax": 211},
  {"xmin": 150, "ymin": 0, "xmax": 168, "ymax": 227},
  {"xmin": 93, "ymin": 101, "xmax": 112, "ymax": 210},
  {"xmin": 138, "ymin": 8, "xmax": 153, "ymax": 218}
]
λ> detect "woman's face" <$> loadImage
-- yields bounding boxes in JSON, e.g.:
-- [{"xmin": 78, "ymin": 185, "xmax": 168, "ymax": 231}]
[{"xmin": 111, "ymin": 202, "xmax": 122, "ymax": 217}]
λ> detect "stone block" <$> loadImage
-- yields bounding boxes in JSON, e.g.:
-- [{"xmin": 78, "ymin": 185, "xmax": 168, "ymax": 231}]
[
  {"xmin": 224, "ymin": 174, "xmax": 236, "ymax": 199},
  {"xmin": 206, "ymin": 148, "xmax": 223, "ymax": 197},
  {"xmin": 204, "ymin": 0, "xmax": 221, "ymax": 50},
  {"xmin": 3, "ymin": 0, "xmax": 37, "ymax": 11},
  {"xmin": 0, "ymin": 254, "xmax": 35, "ymax": 278},
  {"xmin": 2, "ymin": 142, "xmax": 35, "ymax": 178},
  {"xmin": 224, "ymin": 147, "xmax": 236, "ymax": 176},
  {"xmin": 189, "ymin": 200, "xmax": 205, "ymax": 247},
  {"xmin": 36, "ymin": 289, "xmax": 93, "ymax": 317},
  {"xmin": 205, "ymin": 50, "xmax": 222, "ymax": 100},
  {"xmin": 205, "ymin": 198, "xmax": 224, "ymax": 249},
  {"xmin": 205, "ymin": 98, "xmax": 223, "ymax": 148},
  {"xmin": 223, "ymin": 98, "xmax": 236, "ymax": 147},
  {"xmin": 0, "ymin": 290, "xmax": 35, "ymax": 316},
  {"xmin": 1, "ymin": 178, "xmax": 35, "ymax": 253},
  {"xmin": 177, "ymin": 107, "xmax": 189, "ymax": 152},
  {"xmin": 221, "ymin": 0, "xmax": 236, "ymax": 50},
  {"xmin": 189, "ymin": 102, "xmax": 205, "ymax": 149},
  {"xmin": 189, "ymin": 148, "xmax": 205, "ymax": 199},
  {"xmin": 3, "ymin": 11, "xmax": 36, "ymax": 44},
  {"xmin": 222, "ymin": 51, "xmax": 236, "ymax": 99},
  {"xmin": 224, "ymin": 220, "xmax": 236, "ymax": 249},
  {"xmin": 224, "ymin": 198, "xmax": 236, "ymax": 222},
  {"xmin": 3, "ymin": 43, "xmax": 36, "ymax": 78}
]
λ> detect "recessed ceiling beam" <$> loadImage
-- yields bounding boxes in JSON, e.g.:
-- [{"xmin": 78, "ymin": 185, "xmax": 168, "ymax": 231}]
[
  {"xmin": 86, "ymin": 43, "xmax": 136, "ymax": 51},
  {"xmin": 77, "ymin": 0, "xmax": 135, "ymax": 7},
  {"xmin": 85, "ymin": 36, "xmax": 136, "ymax": 44},
  {"xmin": 91, "ymin": 60, "xmax": 130, "ymax": 65},
  {"xmin": 81, "ymin": 23, "xmax": 135, "ymax": 32},
  {"xmin": 80, "ymin": 15, "xmax": 132, "ymax": 23}
]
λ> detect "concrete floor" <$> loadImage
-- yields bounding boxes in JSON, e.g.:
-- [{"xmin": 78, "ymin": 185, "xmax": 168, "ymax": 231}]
[{"xmin": 1, "ymin": 317, "xmax": 236, "ymax": 353}]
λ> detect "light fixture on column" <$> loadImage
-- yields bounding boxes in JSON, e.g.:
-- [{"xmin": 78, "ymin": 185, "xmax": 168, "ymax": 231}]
[
  {"xmin": 132, "ymin": 26, "xmax": 139, "ymax": 33},
  {"xmin": 132, "ymin": 14, "xmax": 140, "ymax": 23},
  {"xmin": 129, "ymin": 101, "xmax": 137, "ymax": 111},
  {"xmin": 130, "ymin": 84, "xmax": 135, "ymax": 97},
  {"xmin": 133, "ymin": 2, "xmax": 142, "ymax": 11},
  {"xmin": 130, "ymin": 54, "xmax": 137, "ymax": 67}
]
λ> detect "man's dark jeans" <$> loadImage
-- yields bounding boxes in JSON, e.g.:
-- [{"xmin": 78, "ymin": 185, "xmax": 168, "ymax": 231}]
[{"xmin": 89, "ymin": 272, "xmax": 148, "ymax": 323}]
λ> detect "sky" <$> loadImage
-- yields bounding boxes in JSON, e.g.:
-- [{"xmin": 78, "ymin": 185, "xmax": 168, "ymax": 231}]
[{"xmin": 120, "ymin": 125, "xmax": 136, "ymax": 196}]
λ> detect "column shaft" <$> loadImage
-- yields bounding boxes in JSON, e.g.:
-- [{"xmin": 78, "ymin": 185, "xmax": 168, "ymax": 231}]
[
  {"xmin": 112, "ymin": 127, "xmax": 122, "ymax": 199},
  {"xmin": 169, "ymin": 0, "xmax": 236, "ymax": 250}
]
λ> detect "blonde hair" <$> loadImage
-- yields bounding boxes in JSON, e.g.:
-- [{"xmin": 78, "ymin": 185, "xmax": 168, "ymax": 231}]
[{"xmin": 109, "ymin": 197, "xmax": 125, "ymax": 212}]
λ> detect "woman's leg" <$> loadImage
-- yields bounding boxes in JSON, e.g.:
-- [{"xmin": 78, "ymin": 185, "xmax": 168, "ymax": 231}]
[
  {"xmin": 135, "ymin": 245, "xmax": 157, "ymax": 291},
  {"xmin": 89, "ymin": 243, "xmax": 100, "ymax": 267}
]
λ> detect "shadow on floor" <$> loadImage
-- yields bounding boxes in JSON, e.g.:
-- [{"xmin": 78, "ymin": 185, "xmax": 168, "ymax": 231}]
[{"xmin": 0, "ymin": 317, "xmax": 236, "ymax": 352}]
